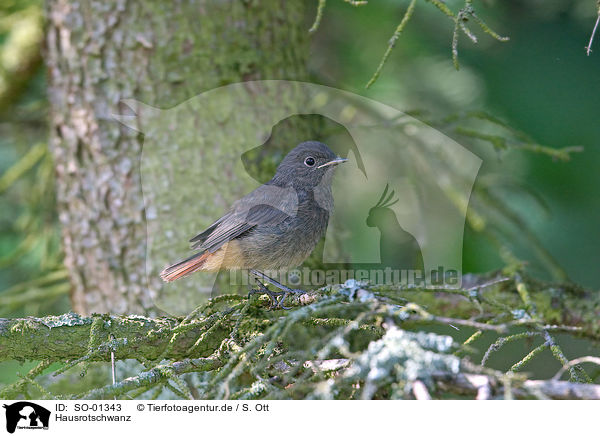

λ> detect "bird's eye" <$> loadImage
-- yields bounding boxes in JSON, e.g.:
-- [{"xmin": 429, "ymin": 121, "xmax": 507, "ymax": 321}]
[{"xmin": 304, "ymin": 156, "xmax": 316, "ymax": 167}]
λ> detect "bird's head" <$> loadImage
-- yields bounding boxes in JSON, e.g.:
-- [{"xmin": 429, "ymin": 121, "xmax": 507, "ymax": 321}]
[{"xmin": 272, "ymin": 141, "xmax": 348, "ymax": 189}]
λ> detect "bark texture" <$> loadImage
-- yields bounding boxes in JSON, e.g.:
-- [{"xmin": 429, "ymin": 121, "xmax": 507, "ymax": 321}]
[{"xmin": 45, "ymin": 0, "xmax": 309, "ymax": 315}]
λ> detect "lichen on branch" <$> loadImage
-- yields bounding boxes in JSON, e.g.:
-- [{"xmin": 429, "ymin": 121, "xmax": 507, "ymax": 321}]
[{"xmin": 1, "ymin": 271, "xmax": 599, "ymax": 399}]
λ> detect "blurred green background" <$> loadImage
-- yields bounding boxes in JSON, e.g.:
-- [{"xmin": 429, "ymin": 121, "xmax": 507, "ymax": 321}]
[
  {"xmin": 0, "ymin": 0, "xmax": 598, "ymax": 385},
  {"xmin": 310, "ymin": 0, "xmax": 600, "ymax": 288}
]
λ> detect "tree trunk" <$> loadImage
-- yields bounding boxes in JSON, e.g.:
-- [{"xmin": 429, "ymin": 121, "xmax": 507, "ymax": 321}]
[{"xmin": 45, "ymin": 0, "xmax": 309, "ymax": 315}]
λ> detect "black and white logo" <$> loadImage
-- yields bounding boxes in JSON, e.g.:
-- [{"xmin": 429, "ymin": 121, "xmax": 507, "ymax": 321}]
[{"xmin": 2, "ymin": 402, "xmax": 50, "ymax": 433}]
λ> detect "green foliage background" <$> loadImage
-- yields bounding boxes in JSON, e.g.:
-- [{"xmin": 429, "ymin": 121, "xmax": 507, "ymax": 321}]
[
  {"xmin": 311, "ymin": 0, "xmax": 600, "ymax": 288},
  {"xmin": 0, "ymin": 0, "xmax": 599, "ymax": 394}
]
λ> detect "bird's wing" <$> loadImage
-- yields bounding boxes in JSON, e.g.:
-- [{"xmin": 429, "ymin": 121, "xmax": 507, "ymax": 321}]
[{"xmin": 189, "ymin": 184, "xmax": 298, "ymax": 252}]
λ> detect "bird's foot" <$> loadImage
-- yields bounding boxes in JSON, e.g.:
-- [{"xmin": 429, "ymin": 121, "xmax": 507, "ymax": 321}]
[
  {"xmin": 248, "ymin": 287, "xmax": 283, "ymax": 309},
  {"xmin": 276, "ymin": 288, "xmax": 307, "ymax": 310},
  {"xmin": 248, "ymin": 284, "xmax": 306, "ymax": 310}
]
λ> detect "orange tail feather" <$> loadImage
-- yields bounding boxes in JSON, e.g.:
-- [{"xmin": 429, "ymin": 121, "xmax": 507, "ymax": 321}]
[{"xmin": 160, "ymin": 251, "xmax": 211, "ymax": 282}]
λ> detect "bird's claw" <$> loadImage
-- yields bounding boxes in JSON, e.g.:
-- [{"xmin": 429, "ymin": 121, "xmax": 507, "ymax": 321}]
[
  {"xmin": 248, "ymin": 287, "xmax": 306, "ymax": 310},
  {"xmin": 274, "ymin": 288, "xmax": 307, "ymax": 310}
]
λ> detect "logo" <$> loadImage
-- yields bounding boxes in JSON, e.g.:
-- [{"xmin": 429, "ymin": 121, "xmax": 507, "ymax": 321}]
[{"xmin": 2, "ymin": 402, "xmax": 50, "ymax": 433}]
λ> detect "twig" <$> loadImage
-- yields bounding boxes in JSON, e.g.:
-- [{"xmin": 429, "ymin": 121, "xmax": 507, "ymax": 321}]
[
  {"xmin": 552, "ymin": 356, "xmax": 600, "ymax": 381},
  {"xmin": 522, "ymin": 380, "xmax": 600, "ymax": 399},
  {"xmin": 366, "ymin": 0, "xmax": 417, "ymax": 88},
  {"xmin": 309, "ymin": 0, "xmax": 327, "ymax": 33},
  {"xmin": 543, "ymin": 330, "xmax": 592, "ymax": 383},
  {"xmin": 0, "ymin": 360, "xmax": 51, "ymax": 399},
  {"xmin": 110, "ymin": 333, "xmax": 117, "ymax": 400},
  {"xmin": 412, "ymin": 380, "xmax": 432, "ymax": 400},
  {"xmin": 81, "ymin": 356, "xmax": 223, "ymax": 399},
  {"xmin": 433, "ymin": 372, "xmax": 600, "ymax": 399},
  {"xmin": 310, "ymin": 0, "xmax": 367, "ymax": 34},
  {"xmin": 510, "ymin": 342, "xmax": 548, "ymax": 372},
  {"xmin": 482, "ymin": 332, "xmax": 541, "ymax": 366},
  {"xmin": 586, "ymin": 9, "xmax": 600, "ymax": 55},
  {"xmin": 402, "ymin": 302, "xmax": 507, "ymax": 333}
]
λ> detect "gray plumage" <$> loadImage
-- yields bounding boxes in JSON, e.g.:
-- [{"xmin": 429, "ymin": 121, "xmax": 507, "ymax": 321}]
[{"xmin": 160, "ymin": 141, "xmax": 346, "ymax": 281}]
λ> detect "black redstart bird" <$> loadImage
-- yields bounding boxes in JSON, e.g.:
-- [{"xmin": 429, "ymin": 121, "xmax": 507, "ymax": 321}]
[{"xmin": 160, "ymin": 141, "xmax": 347, "ymax": 309}]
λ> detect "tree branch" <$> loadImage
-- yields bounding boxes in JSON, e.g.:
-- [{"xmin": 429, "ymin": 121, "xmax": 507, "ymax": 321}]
[
  {"xmin": 1, "ymin": 274, "xmax": 599, "ymax": 364},
  {"xmin": 1, "ymin": 275, "xmax": 599, "ymax": 399},
  {"xmin": 433, "ymin": 372, "xmax": 600, "ymax": 400},
  {"xmin": 0, "ymin": 312, "xmax": 229, "ymax": 362},
  {"xmin": 82, "ymin": 356, "xmax": 224, "ymax": 399}
]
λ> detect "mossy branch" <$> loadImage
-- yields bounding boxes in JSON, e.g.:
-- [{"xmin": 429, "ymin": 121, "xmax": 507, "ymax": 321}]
[
  {"xmin": 1, "ymin": 274, "xmax": 597, "ymax": 364},
  {"xmin": 1, "ymin": 273, "xmax": 599, "ymax": 399},
  {"xmin": 0, "ymin": 312, "xmax": 230, "ymax": 363},
  {"xmin": 82, "ymin": 357, "xmax": 224, "ymax": 400}
]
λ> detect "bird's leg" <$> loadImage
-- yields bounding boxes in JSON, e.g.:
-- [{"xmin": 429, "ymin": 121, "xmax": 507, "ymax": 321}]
[
  {"xmin": 250, "ymin": 270, "xmax": 306, "ymax": 310},
  {"xmin": 248, "ymin": 279, "xmax": 283, "ymax": 309}
]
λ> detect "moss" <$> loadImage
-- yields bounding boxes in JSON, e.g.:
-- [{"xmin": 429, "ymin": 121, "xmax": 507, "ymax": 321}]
[{"xmin": 2, "ymin": 271, "xmax": 599, "ymax": 399}]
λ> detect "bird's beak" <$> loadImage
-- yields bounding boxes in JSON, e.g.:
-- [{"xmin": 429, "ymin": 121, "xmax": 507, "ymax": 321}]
[{"xmin": 317, "ymin": 157, "xmax": 348, "ymax": 169}]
